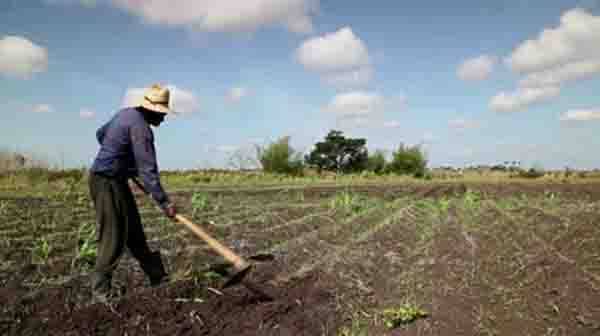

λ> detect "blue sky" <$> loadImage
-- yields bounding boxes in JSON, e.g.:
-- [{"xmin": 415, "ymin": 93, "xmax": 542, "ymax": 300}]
[{"xmin": 2, "ymin": 0, "xmax": 600, "ymax": 170}]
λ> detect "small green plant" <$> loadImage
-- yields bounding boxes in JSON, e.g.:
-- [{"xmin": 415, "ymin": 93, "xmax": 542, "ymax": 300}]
[
  {"xmin": 381, "ymin": 304, "xmax": 428, "ymax": 329},
  {"xmin": 72, "ymin": 221, "xmax": 97, "ymax": 269},
  {"xmin": 31, "ymin": 236, "xmax": 52, "ymax": 264},
  {"xmin": 191, "ymin": 192, "xmax": 210, "ymax": 216},
  {"xmin": 463, "ymin": 189, "xmax": 481, "ymax": 210},
  {"xmin": 329, "ymin": 191, "xmax": 373, "ymax": 215}
]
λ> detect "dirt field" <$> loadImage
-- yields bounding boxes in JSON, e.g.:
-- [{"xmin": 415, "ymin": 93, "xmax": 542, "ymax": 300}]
[{"xmin": 2, "ymin": 181, "xmax": 600, "ymax": 335}]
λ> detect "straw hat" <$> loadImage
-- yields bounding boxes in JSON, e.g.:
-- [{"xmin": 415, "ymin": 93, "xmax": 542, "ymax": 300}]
[{"xmin": 137, "ymin": 84, "xmax": 171, "ymax": 114}]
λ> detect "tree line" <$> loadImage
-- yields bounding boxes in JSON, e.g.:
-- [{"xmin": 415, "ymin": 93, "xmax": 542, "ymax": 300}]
[{"xmin": 257, "ymin": 130, "xmax": 428, "ymax": 178}]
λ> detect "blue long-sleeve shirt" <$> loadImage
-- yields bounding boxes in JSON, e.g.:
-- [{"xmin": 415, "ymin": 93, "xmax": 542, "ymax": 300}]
[{"xmin": 91, "ymin": 107, "xmax": 170, "ymax": 209}]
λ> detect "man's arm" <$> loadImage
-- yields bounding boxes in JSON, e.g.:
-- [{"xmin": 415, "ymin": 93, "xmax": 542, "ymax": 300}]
[
  {"xmin": 96, "ymin": 122, "xmax": 109, "ymax": 145},
  {"xmin": 130, "ymin": 124, "xmax": 170, "ymax": 209}
]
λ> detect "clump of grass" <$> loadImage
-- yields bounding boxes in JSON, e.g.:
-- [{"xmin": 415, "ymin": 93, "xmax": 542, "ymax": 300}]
[
  {"xmin": 72, "ymin": 221, "xmax": 97, "ymax": 270},
  {"xmin": 329, "ymin": 191, "xmax": 375, "ymax": 215},
  {"xmin": 191, "ymin": 192, "xmax": 210, "ymax": 216},
  {"xmin": 381, "ymin": 304, "xmax": 428, "ymax": 329},
  {"xmin": 31, "ymin": 236, "xmax": 52, "ymax": 265},
  {"xmin": 463, "ymin": 189, "xmax": 482, "ymax": 210}
]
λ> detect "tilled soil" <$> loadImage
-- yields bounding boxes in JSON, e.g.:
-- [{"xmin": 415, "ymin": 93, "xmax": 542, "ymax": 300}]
[
  {"xmin": 2, "ymin": 267, "xmax": 339, "ymax": 336},
  {"xmin": 2, "ymin": 181, "xmax": 600, "ymax": 335}
]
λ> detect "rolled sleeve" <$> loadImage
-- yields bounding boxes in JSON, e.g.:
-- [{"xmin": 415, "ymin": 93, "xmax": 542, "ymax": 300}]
[{"xmin": 130, "ymin": 124, "xmax": 170, "ymax": 208}]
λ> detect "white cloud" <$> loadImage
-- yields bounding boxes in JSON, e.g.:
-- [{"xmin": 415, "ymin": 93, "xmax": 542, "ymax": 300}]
[
  {"xmin": 296, "ymin": 27, "xmax": 370, "ymax": 72},
  {"xmin": 32, "ymin": 104, "xmax": 53, "ymax": 113},
  {"xmin": 0, "ymin": 36, "xmax": 48, "ymax": 79},
  {"xmin": 111, "ymin": 0, "xmax": 318, "ymax": 34},
  {"xmin": 457, "ymin": 55, "xmax": 496, "ymax": 81},
  {"xmin": 449, "ymin": 118, "xmax": 480, "ymax": 130},
  {"xmin": 226, "ymin": 87, "xmax": 249, "ymax": 103},
  {"xmin": 79, "ymin": 108, "xmax": 96, "ymax": 119},
  {"xmin": 122, "ymin": 85, "xmax": 199, "ymax": 114},
  {"xmin": 519, "ymin": 59, "xmax": 600, "ymax": 87},
  {"xmin": 560, "ymin": 108, "xmax": 600, "ymax": 121},
  {"xmin": 490, "ymin": 86, "xmax": 560, "ymax": 112},
  {"xmin": 324, "ymin": 91, "xmax": 384, "ymax": 121},
  {"xmin": 296, "ymin": 27, "xmax": 373, "ymax": 87},
  {"xmin": 492, "ymin": 8, "xmax": 600, "ymax": 112},
  {"xmin": 506, "ymin": 8, "xmax": 600, "ymax": 74}
]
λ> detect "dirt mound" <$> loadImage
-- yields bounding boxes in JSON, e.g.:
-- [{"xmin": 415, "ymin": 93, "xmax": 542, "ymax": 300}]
[{"xmin": 2, "ymin": 271, "xmax": 339, "ymax": 336}]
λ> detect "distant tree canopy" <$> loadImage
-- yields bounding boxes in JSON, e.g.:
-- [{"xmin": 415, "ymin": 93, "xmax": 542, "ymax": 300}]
[
  {"xmin": 366, "ymin": 150, "xmax": 387, "ymax": 175},
  {"xmin": 257, "ymin": 136, "xmax": 304, "ymax": 175},
  {"xmin": 305, "ymin": 130, "xmax": 368, "ymax": 173},
  {"xmin": 386, "ymin": 143, "xmax": 428, "ymax": 177}
]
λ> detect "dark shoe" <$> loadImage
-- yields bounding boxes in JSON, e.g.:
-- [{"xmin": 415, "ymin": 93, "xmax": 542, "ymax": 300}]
[
  {"xmin": 142, "ymin": 251, "xmax": 169, "ymax": 287},
  {"xmin": 90, "ymin": 271, "xmax": 112, "ymax": 295}
]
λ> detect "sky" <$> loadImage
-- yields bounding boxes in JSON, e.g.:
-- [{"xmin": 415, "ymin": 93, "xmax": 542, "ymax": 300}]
[{"xmin": 2, "ymin": 0, "xmax": 600, "ymax": 170}]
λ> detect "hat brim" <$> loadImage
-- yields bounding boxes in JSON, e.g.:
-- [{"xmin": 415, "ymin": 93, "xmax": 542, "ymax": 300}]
[{"xmin": 139, "ymin": 99, "xmax": 171, "ymax": 114}]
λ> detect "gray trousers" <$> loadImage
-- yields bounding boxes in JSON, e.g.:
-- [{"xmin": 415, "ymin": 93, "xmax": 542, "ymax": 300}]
[{"xmin": 88, "ymin": 173, "xmax": 167, "ymax": 293}]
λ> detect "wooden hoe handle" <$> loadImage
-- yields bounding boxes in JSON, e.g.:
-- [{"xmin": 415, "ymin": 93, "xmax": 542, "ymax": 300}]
[
  {"xmin": 175, "ymin": 214, "xmax": 250, "ymax": 271},
  {"xmin": 129, "ymin": 179, "xmax": 249, "ymax": 271}
]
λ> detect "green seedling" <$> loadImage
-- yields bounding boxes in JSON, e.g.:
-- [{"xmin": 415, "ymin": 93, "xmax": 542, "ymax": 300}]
[
  {"xmin": 191, "ymin": 192, "xmax": 210, "ymax": 216},
  {"xmin": 381, "ymin": 304, "xmax": 428, "ymax": 329},
  {"xmin": 31, "ymin": 236, "xmax": 52, "ymax": 264},
  {"xmin": 72, "ymin": 221, "xmax": 97, "ymax": 269},
  {"xmin": 463, "ymin": 189, "xmax": 481, "ymax": 210},
  {"xmin": 330, "ymin": 191, "xmax": 374, "ymax": 215}
]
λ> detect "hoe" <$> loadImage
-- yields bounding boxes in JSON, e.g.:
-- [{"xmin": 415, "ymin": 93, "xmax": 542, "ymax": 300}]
[{"xmin": 131, "ymin": 178, "xmax": 271, "ymax": 294}]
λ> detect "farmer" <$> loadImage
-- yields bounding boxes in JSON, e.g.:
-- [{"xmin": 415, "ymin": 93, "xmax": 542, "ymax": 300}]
[{"xmin": 88, "ymin": 84, "xmax": 177, "ymax": 302}]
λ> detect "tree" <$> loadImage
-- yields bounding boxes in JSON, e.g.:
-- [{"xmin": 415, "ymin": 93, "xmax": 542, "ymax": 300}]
[
  {"xmin": 386, "ymin": 143, "xmax": 428, "ymax": 177},
  {"xmin": 257, "ymin": 136, "xmax": 304, "ymax": 175},
  {"xmin": 305, "ymin": 130, "xmax": 368, "ymax": 173},
  {"xmin": 366, "ymin": 150, "xmax": 387, "ymax": 174}
]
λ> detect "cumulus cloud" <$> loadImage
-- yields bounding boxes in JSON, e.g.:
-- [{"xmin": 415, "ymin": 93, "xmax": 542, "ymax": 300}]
[
  {"xmin": 296, "ymin": 27, "xmax": 370, "ymax": 72},
  {"xmin": 519, "ymin": 59, "xmax": 600, "ymax": 87},
  {"xmin": 449, "ymin": 118, "xmax": 480, "ymax": 131},
  {"xmin": 324, "ymin": 91, "xmax": 384, "ymax": 121},
  {"xmin": 492, "ymin": 8, "xmax": 600, "ymax": 112},
  {"xmin": 122, "ymin": 85, "xmax": 199, "ymax": 114},
  {"xmin": 506, "ymin": 8, "xmax": 600, "ymax": 74},
  {"xmin": 32, "ymin": 104, "xmax": 53, "ymax": 113},
  {"xmin": 296, "ymin": 27, "xmax": 373, "ymax": 87},
  {"xmin": 79, "ymin": 108, "xmax": 96, "ymax": 119},
  {"xmin": 226, "ymin": 87, "xmax": 249, "ymax": 103},
  {"xmin": 560, "ymin": 108, "xmax": 600, "ymax": 121},
  {"xmin": 490, "ymin": 86, "xmax": 560, "ymax": 112},
  {"xmin": 0, "ymin": 36, "xmax": 48, "ymax": 79},
  {"xmin": 111, "ymin": 0, "xmax": 318, "ymax": 34},
  {"xmin": 457, "ymin": 55, "xmax": 496, "ymax": 81}
]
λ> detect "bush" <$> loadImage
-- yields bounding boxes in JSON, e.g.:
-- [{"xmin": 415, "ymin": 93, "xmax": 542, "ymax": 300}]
[
  {"xmin": 386, "ymin": 143, "xmax": 428, "ymax": 178},
  {"xmin": 366, "ymin": 150, "xmax": 386, "ymax": 174},
  {"xmin": 517, "ymin": 167, "xmax": 545, "ymax": 179},
  {"xmin": 257, "ymin": 136, "xmax": 304, "ymax": 176}
]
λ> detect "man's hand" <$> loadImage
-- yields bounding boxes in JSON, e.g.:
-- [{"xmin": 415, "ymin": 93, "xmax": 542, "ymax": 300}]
[{"xmin": 163, "ymin": 203, "xmax": 177, "ymax": 219}]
